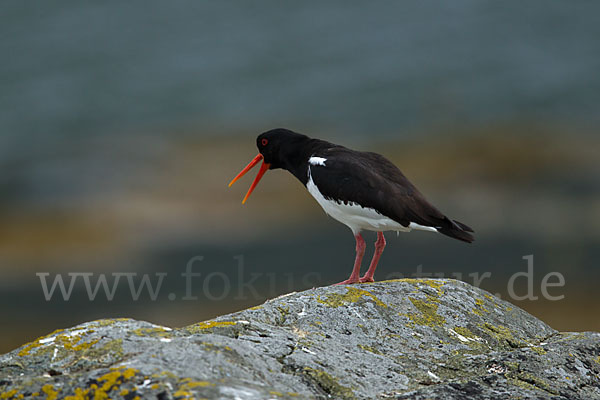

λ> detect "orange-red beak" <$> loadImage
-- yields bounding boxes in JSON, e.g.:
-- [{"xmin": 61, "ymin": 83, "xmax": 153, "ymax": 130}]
[{"xmin": 228, "ymin": 153, "xmax": 271, "ymax": 204}]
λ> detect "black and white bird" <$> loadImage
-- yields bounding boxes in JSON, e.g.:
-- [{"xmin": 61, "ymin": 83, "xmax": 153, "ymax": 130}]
[{"xmin": 229, "ymin": 128, "xmax": 474, "ymax": 285}]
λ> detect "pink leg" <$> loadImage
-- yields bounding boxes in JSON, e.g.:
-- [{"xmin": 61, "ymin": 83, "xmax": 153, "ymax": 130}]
[
  {"xmin": 360, "ymin": 232, "xmax": 386, "ymax": 283},
  {"xmin": 335, "ymin": 233, "xmax": 366, "ymax": 285}
]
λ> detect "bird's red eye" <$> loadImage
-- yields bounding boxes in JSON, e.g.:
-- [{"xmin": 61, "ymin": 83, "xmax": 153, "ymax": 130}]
[{"xmin": 261, "ymin": 138, "xmax": 268, "ymax": 146}]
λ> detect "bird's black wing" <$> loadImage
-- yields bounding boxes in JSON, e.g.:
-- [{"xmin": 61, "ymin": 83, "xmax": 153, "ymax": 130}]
[{"xmin": 309, "ymin": 148, "xmax": 474, "ymax": 242}]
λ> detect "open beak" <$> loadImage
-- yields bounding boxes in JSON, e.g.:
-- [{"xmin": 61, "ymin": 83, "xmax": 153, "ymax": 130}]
[{"xmin": 228, "ymin": 154, "xmax": 271, "ymax": 204}]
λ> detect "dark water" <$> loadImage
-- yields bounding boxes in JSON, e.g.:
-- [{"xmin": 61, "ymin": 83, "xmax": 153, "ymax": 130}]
[{"xmin": 2, "ymin": 1, "xmax": 599, "ymax": 149}]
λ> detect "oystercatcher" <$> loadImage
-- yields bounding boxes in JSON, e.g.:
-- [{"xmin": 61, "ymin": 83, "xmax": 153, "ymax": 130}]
[{"xmin": 229, "ymin": 128, "xmax": 474, "ymax": 285}]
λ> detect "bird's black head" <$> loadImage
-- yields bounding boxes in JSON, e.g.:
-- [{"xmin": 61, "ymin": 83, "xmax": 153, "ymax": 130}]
[
  {"xmin": 256, "ymin": 128, "xmax": 310, "ymax": 169},
  {"xmin": 229, "ymin": 128, "xmax": 313, "ymax": 203}
]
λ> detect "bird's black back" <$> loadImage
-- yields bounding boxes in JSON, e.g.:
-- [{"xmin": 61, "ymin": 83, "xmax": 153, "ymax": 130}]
[{"xmin": 308, "ymin": 145, "xmax": 474, "ymax": 242}]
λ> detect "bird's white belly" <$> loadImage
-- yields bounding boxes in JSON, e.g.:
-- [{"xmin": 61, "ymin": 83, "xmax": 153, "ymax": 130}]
[{"xmin": 307, "ymin": 172, "xmax": 437, "ymax": 235}]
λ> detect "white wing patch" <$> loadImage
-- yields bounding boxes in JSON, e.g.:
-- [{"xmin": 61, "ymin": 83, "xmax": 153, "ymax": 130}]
[{"xmin": 309, "ymin": 156, "xmax": 327, "ymax": 166}]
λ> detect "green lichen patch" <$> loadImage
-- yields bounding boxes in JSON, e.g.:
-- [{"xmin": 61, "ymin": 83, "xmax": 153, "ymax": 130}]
[
  {"xmin": 357, "ymin": 344, "xmax": 383, "ymax": 355},
  {"xmin": 58, "ymin": 338, "xmax": 126, "ymax": 373},
  {"xmin": 276, "ymin": 306, "xmax": 290, "ymax": 325},
  {"xmin": 506, "ymin": 370, "xmax": 558, "ymax": 395},
  {"xmin": 472, "ymin": 298, "xmax": 489, "ymax": 316},
  {"xmin": 130, "ymin": 327, "xmax": 173, "ymax": 338},
  {"xmin": 404, "ymin": 296, "xmax": 446, "ymax": 327},
  {"xmin": 453, "ymin": 326, "xmax": 477, "ymax": 339},
  {"xmin": 151, "ymin": 370, "xmax": 179, "ymax": 380},
  {"xmin": 448, "ymin": 326, "xmax": 490, "ymax": 353},
  {"xmin": 301, "ymin": 367, "xmax": 356, "ymax": 400},
  {"xmin": 184, "ymin": 320, "xmax": 237, "ymax": 334},
  {"xmin": 529, "ymin": 346, "xmax": 547, "ymax": 355},
  {"xmin": 317, "ymin": 287, "xmax": 387, "ymax": 308},
  {"xmin": 3, "ymin": 280, "xmax": 590, "ymax": 400},
  {"xmin": 481, "ymin": 323, "xmax": 526, "ymax": 349}
]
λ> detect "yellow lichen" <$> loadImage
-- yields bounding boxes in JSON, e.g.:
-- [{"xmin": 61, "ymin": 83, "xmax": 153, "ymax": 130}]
[
  {"xmin": 0, "ymin": 390, "xmax": 17, "ymax": 400},
  {"xmin": 185, "ymin": 320, "xmax": 237, "ymax": 333},
  {"xmin": 317, "ymin": 287, "xmax": 387, "ymax": 308},
  {"xmin": 186, "ymin": 381, "xmax": 213, "ymax": 388},
  {"xmin": 98, "ymin": 367, "xmax": 138, "ymax": 390},
  {"xmin": 64, "ymin": 387, "xmax": 91, "ymax": 400},
  {"xmin": 173, "ymin": 390, "xmax": 193, "ymax": 398},
  {"xmin": 171, "ymin": 378, "xmax": 215, "ymax": 398},
  {"xmin": 18, "ymin": 328, "xmax": 99, "ymax": 359},
  {"xmin": 41, "ymin": 385, "xmax": 59, "ymax": 400},
  {"xmin": 59, "ymin": 366, "xmax": 140, "ymax": 400},
  {"xmin": 17, "ymin": 328, "xmax": 64, "ymax": 356}
]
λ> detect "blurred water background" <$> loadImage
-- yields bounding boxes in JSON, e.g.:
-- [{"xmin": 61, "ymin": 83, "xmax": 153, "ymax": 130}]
[{"xmin": 1, "ymin": 1, "xmax": 599, "ymax": 353}]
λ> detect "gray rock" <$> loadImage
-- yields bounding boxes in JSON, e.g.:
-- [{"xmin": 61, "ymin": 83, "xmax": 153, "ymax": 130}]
[{"xmin": 1, "ymin": 279, "xmax": 599, "ymax": 399}]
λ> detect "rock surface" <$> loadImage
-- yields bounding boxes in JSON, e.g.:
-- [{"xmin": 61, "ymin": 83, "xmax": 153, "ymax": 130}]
[{"xmin": 1, "ymin": 279, "xmax": 600, "ymax": 399}]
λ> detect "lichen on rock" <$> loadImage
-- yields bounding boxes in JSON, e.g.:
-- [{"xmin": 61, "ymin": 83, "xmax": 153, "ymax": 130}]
[{"xmin": 1, "ymin": 279, "xmax": 599, "ymax": 399}]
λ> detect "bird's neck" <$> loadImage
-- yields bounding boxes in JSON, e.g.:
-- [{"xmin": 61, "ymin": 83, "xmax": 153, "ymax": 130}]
[{"xmin": 280, "ymin": 138, "xmax": 332, "ymax": 186}]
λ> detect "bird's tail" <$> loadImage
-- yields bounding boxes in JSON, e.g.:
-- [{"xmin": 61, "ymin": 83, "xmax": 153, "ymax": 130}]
[{"xmin": 437, "ymin": 218, "xmax": 474, "ymax": 243}]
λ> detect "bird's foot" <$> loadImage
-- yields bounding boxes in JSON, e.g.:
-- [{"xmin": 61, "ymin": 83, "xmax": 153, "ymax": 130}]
[
  {"xmin": 334, "ymin": 277, "xmax": 360, "ymax": 285},
  {"xmin": 359, "ymin": 275, "xmax": 374, "ymax": 283}
]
